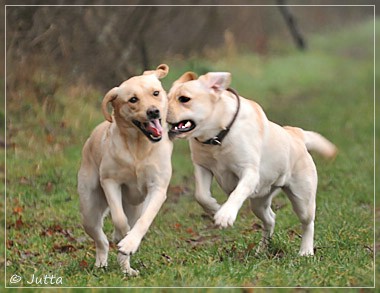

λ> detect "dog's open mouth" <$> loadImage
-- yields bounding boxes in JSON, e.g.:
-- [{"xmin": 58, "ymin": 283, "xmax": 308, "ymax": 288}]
[
  {"xmin": 133, "ymin": 119, "xmax": 163, "ymax": 142},
  {"xmin": 169, "ymin": 120, "xmax": 196, "ymax": 136}
]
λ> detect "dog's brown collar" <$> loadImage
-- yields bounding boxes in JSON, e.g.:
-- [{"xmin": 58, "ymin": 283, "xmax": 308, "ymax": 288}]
[{"xmin": 195, "ymin": 87, "xmax": 241, "ymax": 146}]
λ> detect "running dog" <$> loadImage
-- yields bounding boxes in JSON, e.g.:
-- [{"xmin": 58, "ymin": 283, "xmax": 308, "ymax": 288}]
[
  {"xmin": 167, "ymin": 71, "xmax": 337, "ymax": 256},
  {"xmin": 78, "ymin": 64, "xmax": 172, "ymax": 275}
]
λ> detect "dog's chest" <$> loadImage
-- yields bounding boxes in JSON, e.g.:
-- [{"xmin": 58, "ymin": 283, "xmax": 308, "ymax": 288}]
[
  {"xmin": 103, "ymin": 152, "xmax": 150, "ymax": 197},
  {"xmin": 121, "ymin": 182, "xmax": 147, "ymax": 205},
  {"xmin": 117, "ymin": 164, "xmax": 150, "ymax": 204},
  {"xmin": 194, "ymin": 147, "xmax": 240, "ymax": 194}
]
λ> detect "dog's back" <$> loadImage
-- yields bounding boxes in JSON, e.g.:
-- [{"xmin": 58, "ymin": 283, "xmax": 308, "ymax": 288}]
[{"xmin": 284, "ymin": 126, "xmax": 338, "ymax": 159}]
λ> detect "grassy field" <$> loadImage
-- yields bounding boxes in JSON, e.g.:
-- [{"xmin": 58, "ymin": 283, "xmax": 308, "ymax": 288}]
[{"xmin": 3, "ymin": 19, "xmax": 376, "ymax": 290}]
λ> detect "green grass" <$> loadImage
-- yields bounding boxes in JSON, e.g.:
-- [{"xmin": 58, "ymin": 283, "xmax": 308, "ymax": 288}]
[{"xmin": 4, "ymin": 19, "xmax": 376, "ymax": 290}]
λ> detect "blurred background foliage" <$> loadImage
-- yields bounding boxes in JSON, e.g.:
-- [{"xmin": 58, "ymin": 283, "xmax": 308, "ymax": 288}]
[
  {"xmin": 5, "ymin": 1, "xmax": 375, "ymax": 91},
  {"xmin": 4, "ymin": 1, "xmax": 375, "ymax": 150}
]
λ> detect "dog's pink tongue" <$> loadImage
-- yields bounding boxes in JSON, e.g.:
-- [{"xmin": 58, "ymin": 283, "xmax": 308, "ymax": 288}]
[{"xmin": 147, "ymin": 119, "xmax": 163, "ymax": 137}]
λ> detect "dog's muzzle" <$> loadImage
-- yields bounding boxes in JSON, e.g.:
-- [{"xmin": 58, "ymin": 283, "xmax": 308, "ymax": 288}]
[
  {"xmin": 132, "ymin": 107, "xmax": 163, "ymax": 142},
  {"xmin": 168, "ymin": 120, "xmax": 196, "ymax": 138}
]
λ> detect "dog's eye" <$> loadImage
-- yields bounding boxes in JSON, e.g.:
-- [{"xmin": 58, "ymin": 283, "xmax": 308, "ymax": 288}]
[
  {"xmin": 153, "ymin": 91, "xmax": 159, "ymax": 96},
  {"xmin": 178, "ymin": 96, "xmax": 191, "ymax": 103},
  {"xmin": 129, "ymin": 97, "xmax": 139, "ymax": 103}
]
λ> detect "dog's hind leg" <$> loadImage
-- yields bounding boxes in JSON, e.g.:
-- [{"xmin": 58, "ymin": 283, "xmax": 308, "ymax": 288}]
[
  {"xmin": 283, "ymin": 167, "xmax": 317, "ymax": 256},
  {"xmin": 79, "ymin": 184, "xmax": 110, "ymax": 268},
  {"xmin": 123, "ymin": 201, "xmax": 144, "ymax": 230},
  {"xmin": 250, "ymin": 190, "xmax": 278, "ymax": 255}
]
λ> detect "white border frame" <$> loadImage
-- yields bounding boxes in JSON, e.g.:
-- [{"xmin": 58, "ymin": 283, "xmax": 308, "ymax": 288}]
[{"xmin": 3, "ymin": 3, "xmax": 376, "ymax": 289}]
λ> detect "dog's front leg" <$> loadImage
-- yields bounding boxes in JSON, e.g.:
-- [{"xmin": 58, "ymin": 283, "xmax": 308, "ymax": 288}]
[
  {"xmin": 118, "ymin": 187, "xmax": 167, "ymax": 255},
  {"xmin": 101, "ymin": 179, "xmax": 139, "ymax": 276},
  {"xmin": 214, "ymin": 168, "xmax": 258, "ymax": 228},
  {"xmin": 101, "ymin": 179, "xmax": 130, "ymax": 239},
  {"xmin": 194, "ymin": 164, "xmax": 221, "ymax": 215}
]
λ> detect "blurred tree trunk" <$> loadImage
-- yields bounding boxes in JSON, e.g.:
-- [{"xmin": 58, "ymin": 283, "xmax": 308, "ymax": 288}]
[{"xmin": 277, "ymin": 0, "xmax": 307, "ymax": 50}]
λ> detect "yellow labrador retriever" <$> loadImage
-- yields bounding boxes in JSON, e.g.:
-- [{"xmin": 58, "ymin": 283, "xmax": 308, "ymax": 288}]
[
  {"xmin": 78, "ymin": 64, "xmax": 172, "ymax": 275},
  {"xmin": 167, "ymin": 71, "xmax": 337, "ymax": 256}
]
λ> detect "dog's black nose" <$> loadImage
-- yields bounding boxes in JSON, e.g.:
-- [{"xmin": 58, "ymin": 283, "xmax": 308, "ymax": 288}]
[{"xmin": 147, "ymin": 107, "xmax": 160, "ymax": 119}]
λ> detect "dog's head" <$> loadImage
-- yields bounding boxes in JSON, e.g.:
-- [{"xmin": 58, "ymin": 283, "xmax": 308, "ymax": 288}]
[
  {"xmin": 167, "ymin": 71, "xmax": 231, "ymax": 139},
  {"xmin": 102, "ymin": 64, "xmax": 169, "ymax": 143}
]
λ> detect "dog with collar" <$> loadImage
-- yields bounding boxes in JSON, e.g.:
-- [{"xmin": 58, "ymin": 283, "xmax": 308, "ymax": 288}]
[
  {"xmin": 167, "ymin": 71, "xmax": 337, "ymax": 256},
  {"xmin": 78, "ymin": 64, "xmax": 172, "ymax": 275}
]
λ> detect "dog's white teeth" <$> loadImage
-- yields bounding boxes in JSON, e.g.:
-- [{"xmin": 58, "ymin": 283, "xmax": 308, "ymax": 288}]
[{"xmin": 185, "ymin": 121, "xmax": 191, "ymax": 128}]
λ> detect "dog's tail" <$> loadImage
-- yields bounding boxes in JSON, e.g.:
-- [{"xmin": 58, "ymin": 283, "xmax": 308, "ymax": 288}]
[
  {"xmin": 303, "ymin": 130, "xmax": 338, "ymax": 159},
  {"xmin": 284, "ymin": 126, "xmax": 338, "ymax": 159}
]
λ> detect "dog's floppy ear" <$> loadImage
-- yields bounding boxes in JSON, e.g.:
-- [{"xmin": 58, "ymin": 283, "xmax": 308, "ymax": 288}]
[
  {"xmin": 143, "ymin": 64, "xmax": 169, "ymax": 79},
  {"xmin": 155, "ymin": 64, "xmax": 169, "ymax": 79},
  {"xmin": 173, "ymin": 71, "xmax": 197, "ymax": 86},
  {"xmin": 102, "ymin": 87, "xmax": 119, "ymax": 122},
  {"xmin": 199, "ymin": 72, "xmax": 231, "ymax": 92}
]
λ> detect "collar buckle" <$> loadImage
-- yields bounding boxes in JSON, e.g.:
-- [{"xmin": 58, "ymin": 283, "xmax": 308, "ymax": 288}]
[
  {"xmin": 196, "ymin": 87, "xmax": 240, "ymax": 147},
  {"xmin": 210, "ymin": 137, "xmax": 222, "ymax": 145}
]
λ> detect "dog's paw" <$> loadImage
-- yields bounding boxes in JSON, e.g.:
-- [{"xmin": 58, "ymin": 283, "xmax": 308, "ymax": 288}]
[
  {"xmin": 214, "ymin": 206, "xmax": 238, "ymax": 228},
  {"xmin": 125, "ymin": 267, "xmax": 140, "ymax": 277},
  {"xmin": 117, "ymin": 233, "xmax": 141, "ymax": 256},
  {"xmin": 95, "ymin": 251, "xmax": 108, "ymax": 268},
  {"xmin": 299, "ymin": 248, "xmax": 314, "ymax": 256},
  {"xmin": 118, "ymin": 253, "xmax": 140, "ymax": 277},
  {"xmin": 200, "ymin": 202, "xmax": 221, "ymax": 216},
  {"xmin": 95, "ymin": 259, "xmax": 108, "ymax": 268}
]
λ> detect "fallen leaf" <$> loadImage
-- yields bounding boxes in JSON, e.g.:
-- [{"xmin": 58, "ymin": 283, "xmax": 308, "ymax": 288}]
[
  {"xmin": 287, "ymin": 229, "xmax": 301, "ymax": 241},
  {"xmin": 53, "ymin": 244, "xmax": 76, "ymax": 253},
  {"xmin": 169, "ymin": 185, "xmax": 186, "ymax": 196},
  {"xmin": 19, "ymin": 177, "xmax": 29, "ymax": 185},
  {"xmin": 15, "ymin": 216, "xmax": 23, "ymax": 229},
  {"xmin": 45, "ymin": 182, "xmax": 54, "ymax": 193},
  {"xmin": 6, "ymin": 240, "xmax": 14, "ymax": 249},
  {"xmin": 252, "ymin": 223, "xmax": 262, "ymax": 231},
  {"xmin": 186, "ymin": 227, "xmax": 197, "ymax": 236},
  {"xmin": 185, "ymin": 235, "xmax": 220, "ymax": 248},
  {"xmin": 19, "ymin": 250, "xmax": 39, "ymax": 259},
  {"xmin": 63, "ymin": 229, "xmax": 77, "ymax": 242},
  {"xmin": 51, "ymin": 224, "xmax": 63, "ymax": 232},
  {"xmin": 46, "ymin": 134, "xmax": 55, "ymax": 144},
  {"xmin": 40, "ymin": 228, "xmax": 54, "ymax": 237},
  {"xmin": 13, "ymin": 206, "xmax": 23, "ymax": 215},
  {"xmin": 273, "ymin": 249, "xmax": 285, "ymax": 259},
  {"xmin": 173, "ymin": 223, "xmax": 181, "ymax": 230},
  {"xmin": 245, "ymin": 242, "xmax": 256, "ymax": 253},
  {"xmin": 79, "ymin": 259, "xmax": 88, "ymax": 269}
]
